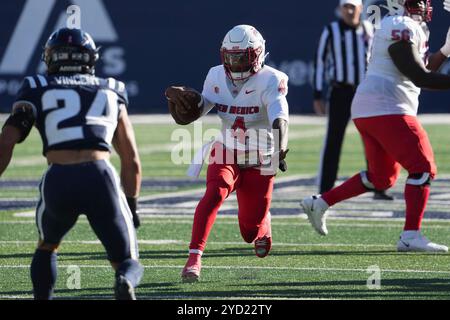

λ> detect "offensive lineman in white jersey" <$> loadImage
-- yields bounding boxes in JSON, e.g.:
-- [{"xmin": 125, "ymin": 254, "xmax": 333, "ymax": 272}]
[
  {"xmin": 301, "ymin": 0, "xmax": 450, "ymax": 252},
  {"xmin": 166, "ymin": 25, "xmax": 290, "ymax": 282}
]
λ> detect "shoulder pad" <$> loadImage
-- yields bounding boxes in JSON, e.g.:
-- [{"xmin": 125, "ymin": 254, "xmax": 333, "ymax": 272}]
[{"xmin": 106, "ymin": 78, "xmax": 129, "ymax": 106}]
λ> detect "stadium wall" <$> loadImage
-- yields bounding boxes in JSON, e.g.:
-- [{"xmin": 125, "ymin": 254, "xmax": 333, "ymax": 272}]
[{"xmin": 1, "ymin": 0, "xmax": 450, "ymax": 114}]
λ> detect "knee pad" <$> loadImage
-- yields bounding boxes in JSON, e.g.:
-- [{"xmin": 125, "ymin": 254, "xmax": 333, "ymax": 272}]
[
  {"xmin": 360, "ymin": 171, "xmax": 375, "ymax": 191},
  {"xmin": 361, "ymin": 171, "xmax": 398, "ymax": 190},
  {"xmin": 406, "ymin": 173, "xmax": 432, "ymax": 186}
]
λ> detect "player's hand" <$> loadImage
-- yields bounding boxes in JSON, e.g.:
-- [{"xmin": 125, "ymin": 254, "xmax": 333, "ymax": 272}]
[
  {"xmin": 313, "ymin": 99, "xmax": 326, "ymax": 116},
  {"xmin": 165, "ymin": 86, "xmax": 200, "ymax": 114},
  {"xmin": 441, "ymin": 27, "xmax": 450, "ymax": 57},
  {"xmin": 279, "ymin": 149, "xmax": 289, "ymax": 172},
  {"xmin": 126, "ymin": 197, "xmax": 141, "ymax": 229}
]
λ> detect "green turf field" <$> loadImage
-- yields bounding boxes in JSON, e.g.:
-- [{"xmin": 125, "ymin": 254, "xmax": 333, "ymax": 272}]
[{"xmin": 1, "ymin": 118, "xmax": 450, "ymax": 300}]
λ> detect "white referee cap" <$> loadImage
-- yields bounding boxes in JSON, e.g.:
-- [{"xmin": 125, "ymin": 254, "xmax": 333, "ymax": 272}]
[{"xmin": 340, "ymin": 0, "xmax": 363, "ymax": 6}]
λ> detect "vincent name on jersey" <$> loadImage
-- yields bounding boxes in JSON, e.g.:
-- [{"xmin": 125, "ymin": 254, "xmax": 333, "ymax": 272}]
[{"xmin": 54, "ymin": 75, "xmax": 101, "ymax": 86}]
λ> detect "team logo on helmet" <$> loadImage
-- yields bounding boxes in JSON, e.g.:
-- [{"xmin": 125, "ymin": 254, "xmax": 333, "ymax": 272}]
[{"xmin": 220, "ymin": 25, "xmax": 267, "ymax": 82}]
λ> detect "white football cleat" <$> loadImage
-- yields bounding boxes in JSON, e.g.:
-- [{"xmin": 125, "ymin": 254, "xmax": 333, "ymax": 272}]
[
  {"xmin": 300, "ymin": 195, "xmax": 329, "ymax": 236},
  {"xmin": 397, "ymin": 231, "xmax": 448, "ymax": 253}
]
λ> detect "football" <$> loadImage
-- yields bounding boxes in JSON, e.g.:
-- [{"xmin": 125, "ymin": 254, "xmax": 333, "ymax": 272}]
[{"xmin": 166, "ymin": 86, "xmax": 202, "ymax": 125}]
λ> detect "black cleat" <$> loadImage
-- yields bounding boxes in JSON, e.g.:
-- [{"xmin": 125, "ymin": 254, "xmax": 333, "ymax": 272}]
[
  {"xmin": 114, "ymin": 275, "xmax": 136, "ymax": 300},
  {"xmin": 373, "ymin": 190, "xmax": 395, "ymax": 201}
]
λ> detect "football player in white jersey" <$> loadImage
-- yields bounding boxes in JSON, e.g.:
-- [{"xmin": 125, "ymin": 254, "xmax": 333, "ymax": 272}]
[
  {"xmin": 166, "ymin": 25, "xmax": 290, "ymax": 282},
  {"xmin": 301, "ymin": 0, "xmax": 450, "ymax": 252}
]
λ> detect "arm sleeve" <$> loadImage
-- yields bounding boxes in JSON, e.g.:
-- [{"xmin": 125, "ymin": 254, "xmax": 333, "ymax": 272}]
[
  {"xmin": 12, "ymin": 77, "xmax": 38, "ymax": 118},
  {"xmin": 4, "ymin": 78, "xmax": 38, "ymax": 143},
  {"xmin": 313, "ymin": 26, "xmax": 331, "ymax": 99},
  {"xmin": 200, "ymin": 69, "xmax": 216, "ymax": 116},
  {"xmin": 262, "ymin": 74, "xmax": 290, "ymax": 125}
]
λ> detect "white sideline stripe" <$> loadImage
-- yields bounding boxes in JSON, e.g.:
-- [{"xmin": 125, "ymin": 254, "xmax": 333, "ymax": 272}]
[
  {"xmin": 10, "ymin": 156, "xmax": 46, "ymax": 166},
  {"xmin": 138, "ymin": 174, "xmax": 311, "ymax": 202},
  {"xmin": 126, "ymin": 114, "xmax": 450, "ymax": 125},
  {"xmin": 1, "ymin": 264, "xmax": 450, "ymax": 275},
  {"xmin": 136, "ymin": 128, "xmax": 349, "ymax": 156},
  {"xmin": 7, "ymin": 126, "xmax": 331, "ymax": 163},
  {"xmin": 3, "ymin": 114, "xmax": 450, "ymax": 126}
]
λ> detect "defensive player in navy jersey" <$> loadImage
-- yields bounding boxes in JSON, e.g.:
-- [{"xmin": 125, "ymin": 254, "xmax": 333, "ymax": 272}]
[{"xmin": 0, "ymin": 28, "xmax": 143, "ymax": 300}]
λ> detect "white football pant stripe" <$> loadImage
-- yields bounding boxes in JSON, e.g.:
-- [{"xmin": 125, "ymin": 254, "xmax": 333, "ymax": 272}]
[
  {"xmin": 36, "ymin": 166, "xmax": 51, "ymax": 240},
  {"xmin": 105, "ymin": 160, "xmax": 139, "ymax": 260}
]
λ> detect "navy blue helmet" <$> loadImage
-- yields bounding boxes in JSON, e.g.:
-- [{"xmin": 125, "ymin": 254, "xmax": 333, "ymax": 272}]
[{"xmin": 43, "ymin": 28, "xmax": 99, "ymax": 75}]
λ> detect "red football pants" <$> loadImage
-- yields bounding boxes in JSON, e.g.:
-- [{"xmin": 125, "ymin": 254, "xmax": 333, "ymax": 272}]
[
  {"xmin": 355, "ymin": 115, "xmax": 436, "ymax": 189},
  {"xmin": 189, "ymin": 144, "xmax": 274, "ymax": 252},
  {"xmin": 322, "ymin": 115, "xmax": 436, "ymax": 231}
]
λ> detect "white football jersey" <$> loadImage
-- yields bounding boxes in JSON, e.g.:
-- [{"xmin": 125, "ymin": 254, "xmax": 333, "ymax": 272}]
[
  {"xmin": 352, "ymin": 15, "xmax": 430, "ymax": 119},
  {"xmin": 201, "ymin": 65, "xmax": 289, "ymax": 156}
]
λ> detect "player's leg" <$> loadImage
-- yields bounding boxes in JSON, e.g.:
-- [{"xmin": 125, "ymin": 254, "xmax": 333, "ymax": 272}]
[
  {"xmin": 375, "ymin": 116, "xmax": 446, "ymax": 252},
  {"xmin": 362, "ymin": 143, "xmax": 396, "ymax": 201},
  {"xmin": 323, "ymin": 118, "xmax": 401, "ymax": 205},
  {"xmin": 302, "ymin": 117, "xmax": 401, "ymax": 235},
  {"xmin": 235, "ymin": 168, "xmax": 275, "ymax": 258},
  {"xmin": 85, "ymin": 160, "xmax": 143, "ymax": 299},
  {"xmin": 183, "ymin": 144, "xmax": 239, "ymax": 282},
  {"xmin": 31, "ymin": 166, "xmax": 79, "ymax": 300}
]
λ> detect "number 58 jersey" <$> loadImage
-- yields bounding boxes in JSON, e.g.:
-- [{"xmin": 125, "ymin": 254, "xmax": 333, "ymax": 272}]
[
  {"xmin": 13, "ymin": 74, "xmax": 127, "ymax": 155},
  {"xmin": 352, "ymin": 15, "xmax": 429, "ymax": 119}
]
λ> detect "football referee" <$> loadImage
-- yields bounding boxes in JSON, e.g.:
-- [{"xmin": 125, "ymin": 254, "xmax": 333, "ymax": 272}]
[{"xmin": 313, "ymin": 0, "xmax": 393, "ymax": 200}]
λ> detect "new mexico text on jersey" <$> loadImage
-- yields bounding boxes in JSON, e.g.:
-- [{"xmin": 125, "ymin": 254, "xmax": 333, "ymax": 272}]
[{"xmin": 201, "ymin": 65, "xmax": 289, "ymax": 155}]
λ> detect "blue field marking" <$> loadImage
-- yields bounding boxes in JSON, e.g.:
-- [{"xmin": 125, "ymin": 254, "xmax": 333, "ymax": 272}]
[
  {"xmin": 2, "ymin": 177, "xmax": 450, "ymax": 220},
  {"xmin": 0, "ymin": 180, "xmax": 39, "ymax": 188}
]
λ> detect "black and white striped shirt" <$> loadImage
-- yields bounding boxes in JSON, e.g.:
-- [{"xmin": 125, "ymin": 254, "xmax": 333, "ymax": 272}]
[{"xmin": 313, "ymin": 19, "xmax": 374, "ymax": 99}]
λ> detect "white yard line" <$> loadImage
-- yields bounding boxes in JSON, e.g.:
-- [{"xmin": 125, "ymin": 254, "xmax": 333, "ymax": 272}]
[
  {"xmin": 0, "ymin": 240, "xmax": 411, "ymax": 248},
  {"xmin": 2, "ymin": 220, "xmax": 450, "ymax": 229},
  {"xmin": 125, "ymin": 114, "xmax": 450, "ymax": 125},
  {"xmin": 0, "ymin": 294, "xmax": 327, "ymax": 300},
  {"xmin": 0, "ymin": 264, "xmax": 449, "ymax": 275}
]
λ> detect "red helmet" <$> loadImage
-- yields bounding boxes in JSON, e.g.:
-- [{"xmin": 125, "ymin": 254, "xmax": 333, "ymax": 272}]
[{"xmin": 404, "ymin": 0, "xmax": 433, "ymax": 22}]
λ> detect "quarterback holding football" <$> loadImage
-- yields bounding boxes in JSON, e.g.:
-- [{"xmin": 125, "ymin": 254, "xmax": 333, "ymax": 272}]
[
  {"xmin": 166, "ymin": 25, "xmax": 290, "ymax": 282},
  {"xmin": 301, "ymin": 0, "xmax": 450, "ymax": 252}
]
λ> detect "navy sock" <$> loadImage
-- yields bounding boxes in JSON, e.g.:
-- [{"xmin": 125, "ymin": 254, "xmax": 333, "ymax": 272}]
[
  {"xmin": 116, "ymin": 259, "xmax": 144, "ymax": 288},
  {"xmin": 30, "ymin": 249, "xmax": 57, "ymax": 300}
]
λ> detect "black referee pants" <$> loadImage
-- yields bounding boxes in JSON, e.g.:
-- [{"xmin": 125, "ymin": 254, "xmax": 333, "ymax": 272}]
[{"xmin": 318, "ymin": 85, "xmax": 355, "ymax": 194}]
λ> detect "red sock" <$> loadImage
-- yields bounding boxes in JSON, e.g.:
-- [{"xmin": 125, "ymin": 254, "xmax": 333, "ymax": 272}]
[
  {"xmin": 404, "ymin": 184, "xmax": 430, "ymax": 231},
  {"xmin": 322, "ymin": 173, "xmax": 368, "ymax": 206},
  {"xmin": 189, "ymin": 186, "xmax": 229, "ymax": 252},
  {"xmin": 257, "ymin": 212, "xmax": 272, "ymax": 239}
]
